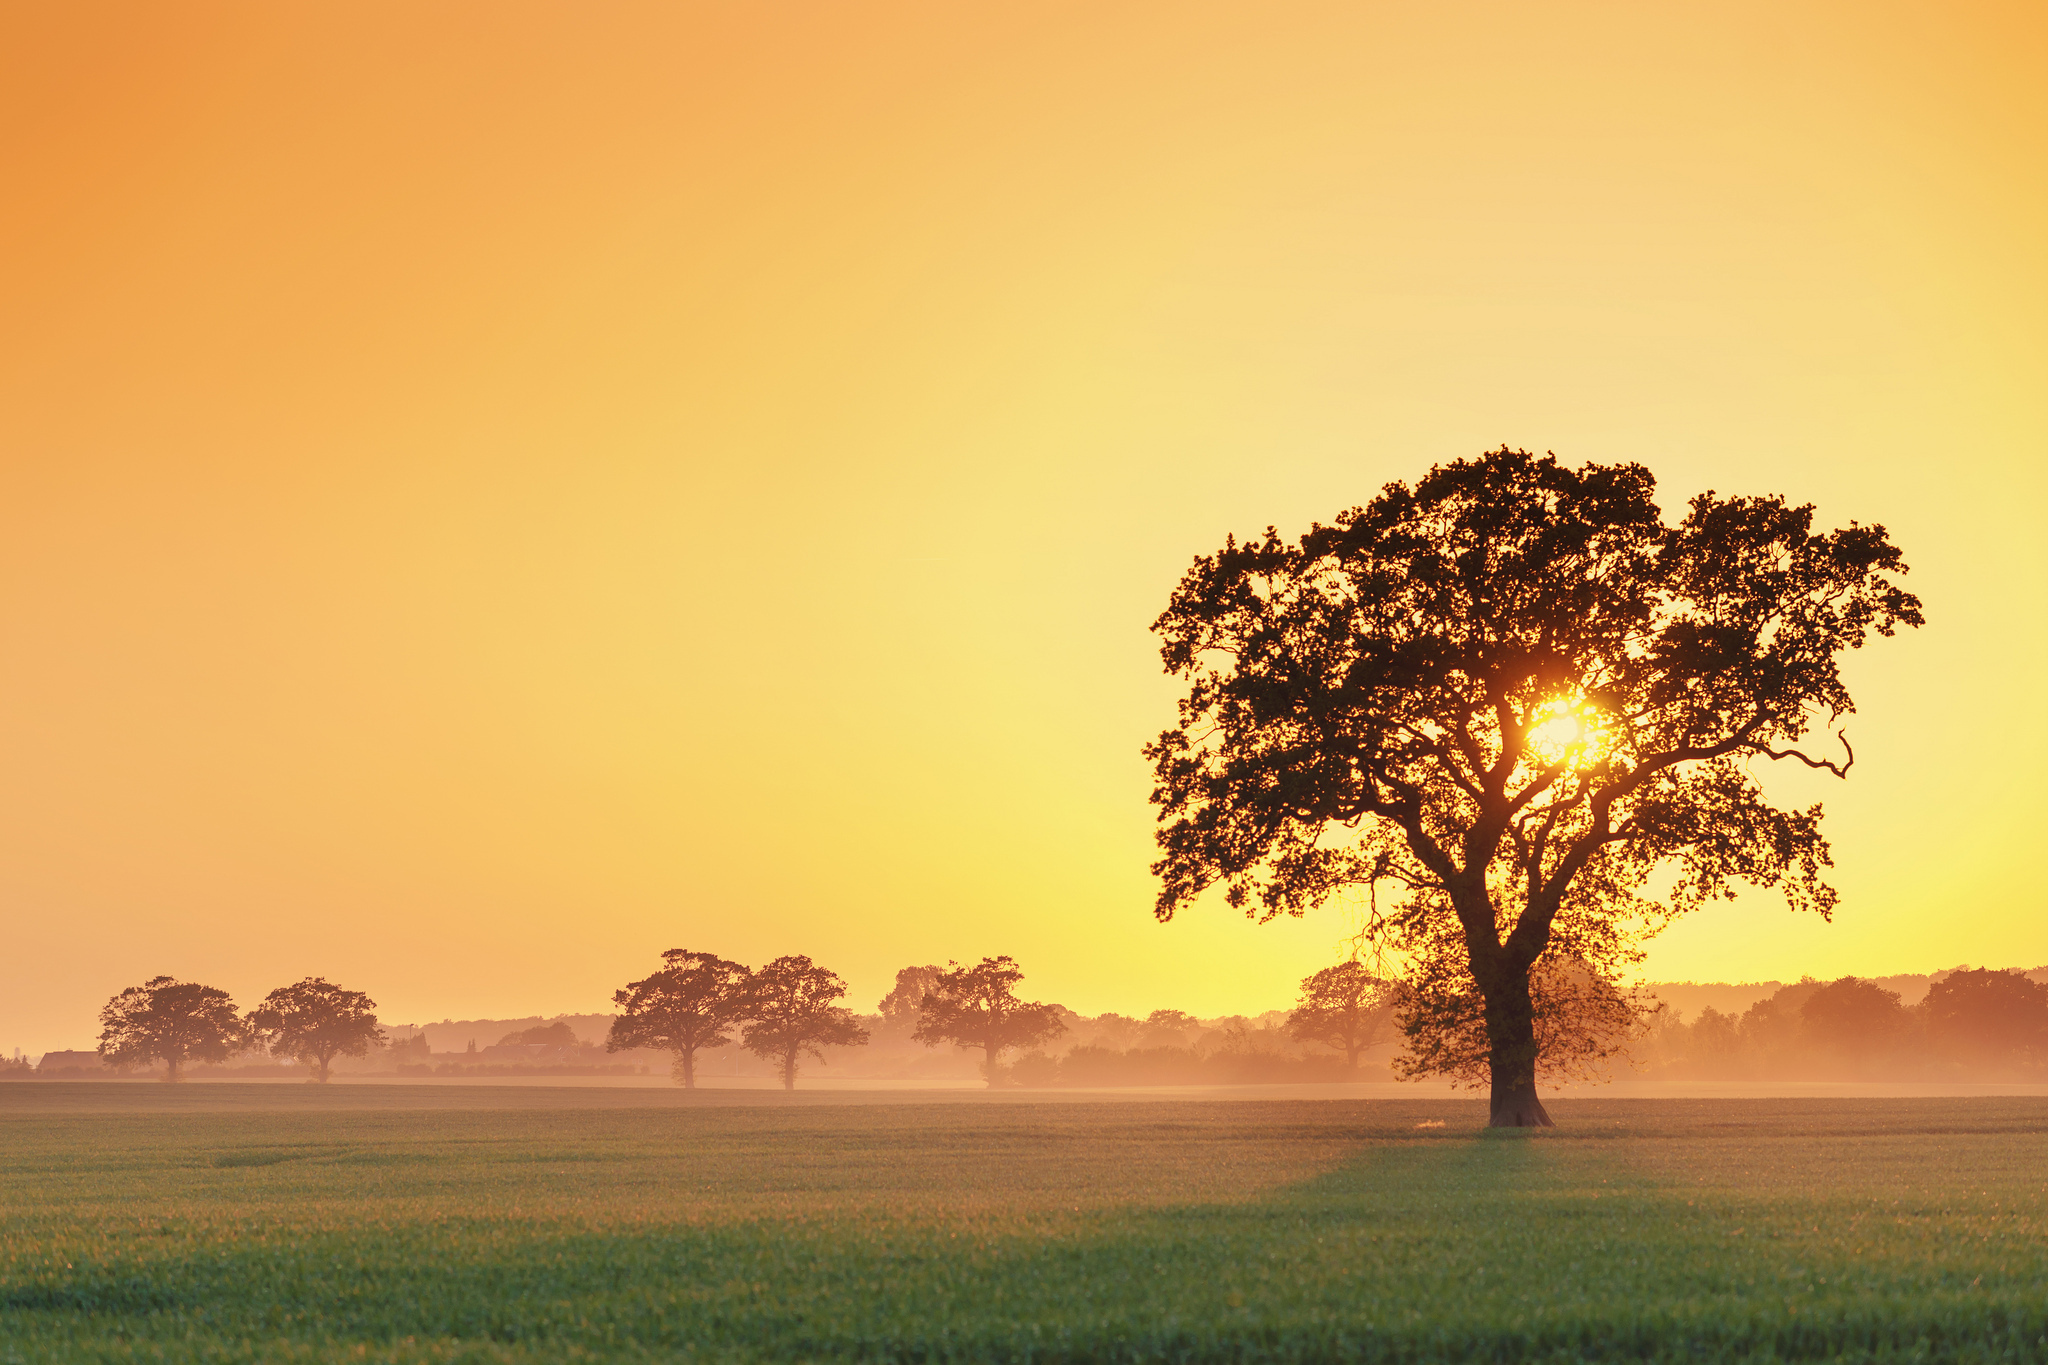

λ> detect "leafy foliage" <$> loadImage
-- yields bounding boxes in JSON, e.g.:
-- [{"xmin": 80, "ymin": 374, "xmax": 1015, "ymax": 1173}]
[
  {"xmin": 607, "ymin": 949, "xmax": 754, "ymax": 1089},
  {"xmin": 96, "ymin": 976, "xmax": 247, "ymax": 1081},
  {"xmin": 740, "ymin": 955, "xmax": 869, "ymax": 1090},
  {"xmin": 1148, "ymin": 448, "xmax": 1920, "ymax": 1123},
  {"xmin": 246, "ymin": 977, "xmax": 386, "ymax": 1083},
  {"xmin": 911, "ymin": 956, "xmax": 1067, "ymax": 1084}
]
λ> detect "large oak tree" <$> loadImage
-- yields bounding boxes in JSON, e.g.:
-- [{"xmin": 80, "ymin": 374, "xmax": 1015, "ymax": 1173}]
[{"xmin": 1147, "ymin": 448, "xmax": 1920, "ymax": 1125}]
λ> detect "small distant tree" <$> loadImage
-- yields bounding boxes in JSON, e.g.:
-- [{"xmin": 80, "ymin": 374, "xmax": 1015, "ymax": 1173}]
[
  {"xmin": 247, "ymin": 977, "xmax": 387, "ymax": 1083},
  {"xmin": 98, "ymin": 976, "xmax": 247, "ymax": 1082},
  {"xmin": 741, "ymin": 955, "xmax": 870, "ymax": 1090},
  {"xmin": 912, "ymin": 956, "xmax": 1067, "ymax": 1085},
  {"xmin": 1286, "ymin": 961, "xmax": 1397, "ymax": 1070},
  {"xmin": 608, "ymin": 949, "xmax": 753, "ymax": 1089}
]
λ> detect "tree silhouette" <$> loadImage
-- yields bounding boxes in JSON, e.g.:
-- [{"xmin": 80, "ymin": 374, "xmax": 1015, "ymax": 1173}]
[
  {"xmin": 607, "ymin": 949, "xmax": 753, "ymax": 1089},
  {"xmin": 912, "ymin": 956, "xmax": 1067, "ymax": 1085},
  {"xmin": 740, "ymin": 955, "xmax": 869, "ymax": 1090},
  {"xmin": 1285, "ymin": 961, "xmax": 1397, "ymax": 1070},
  {"xmin": 98, "ymin": 976, "xmax": 247, "ymax": 1082},
  {"xmin": 247, "ymin": 977, "xmax": 387, "ymax": 1083},
  {"xmin": 1148, "ymin": 448, "xmax": 1920, "ymax": 1125}
]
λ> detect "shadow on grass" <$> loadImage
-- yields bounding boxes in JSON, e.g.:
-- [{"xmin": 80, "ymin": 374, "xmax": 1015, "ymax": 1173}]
[{"xmin": 7, "ymin": 1108, "xmax": 2047, "ymax": 1362}]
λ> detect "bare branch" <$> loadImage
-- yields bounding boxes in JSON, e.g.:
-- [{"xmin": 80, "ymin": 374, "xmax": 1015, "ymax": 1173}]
[{"xmin": 1759, "ymin": 731, "xmax": 1854, "ymax": 779}]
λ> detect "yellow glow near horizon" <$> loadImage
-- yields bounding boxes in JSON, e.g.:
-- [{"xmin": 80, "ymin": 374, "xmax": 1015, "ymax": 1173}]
[{"xmin": 0, "ymin": 2, "xmax": 2043, "ymax": 1052}]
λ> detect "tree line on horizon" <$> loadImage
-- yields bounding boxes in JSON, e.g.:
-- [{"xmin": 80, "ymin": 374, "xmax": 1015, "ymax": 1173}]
[
  {"xmin": 9, "ymin": 954, "xmax": 2043, "ymax": 1087},
  {"xmin": 1635, "ymin": 970, "xmax": 2048, "ymax": 1081},
  {"xmin": 3, "ymin": 954, "xmax": 1399, "ymax": 1089}
]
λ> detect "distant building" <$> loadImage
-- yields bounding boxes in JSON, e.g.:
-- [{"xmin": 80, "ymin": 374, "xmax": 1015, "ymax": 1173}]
[{"xmin": 36, "ymin": 1050, "xmax": 113, "ymax": 1074}]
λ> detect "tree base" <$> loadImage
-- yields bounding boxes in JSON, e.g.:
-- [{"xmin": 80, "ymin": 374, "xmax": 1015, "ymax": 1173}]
[{"xmin": 1488, "ymin": 1088, "xmax": 1554, "ymax": 1128}]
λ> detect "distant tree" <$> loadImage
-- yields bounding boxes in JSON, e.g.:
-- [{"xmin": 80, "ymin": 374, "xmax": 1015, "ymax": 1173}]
[
  {"xmin": 912, "ymin": 956, "xmax": 1067, "ymax": 1085},
  {"xmin": 1799, "ymin": 977, "xmax": 1908, "ymax": 1069},
  {"xmin": 98, "ymin": 976, "xmax": 248, "ymax": 1082},
  {"xmin": 1924, "ymin": 969, "xmax": 2048, "ymax": 1071},
  {"xmin": 876, "ymin": 964, "xmax": 947, "ymax": 1036},
  {"xmin": 608, "ymin": 949, "xmax": 753, "ymax": 1089},
  {"xmin": 741, "ymin": 955, "xmax": 870, "ymax": 1090},
  {"xmin": 1148, "ymin": 448, "xmax": 1920, "ymax": 1124},
  {"xmin": 1286, "ymin": 961, "xmax": 1398, "ymax": 1070},
  {"xmin": 246, "ymin": 977, "xmax": 387, "ymax": 1083}
]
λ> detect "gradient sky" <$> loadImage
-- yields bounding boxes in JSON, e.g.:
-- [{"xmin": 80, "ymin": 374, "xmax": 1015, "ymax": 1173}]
[{"xmin": 3, "ymin": 2, "xmax": 2043, "ymax": 1052}]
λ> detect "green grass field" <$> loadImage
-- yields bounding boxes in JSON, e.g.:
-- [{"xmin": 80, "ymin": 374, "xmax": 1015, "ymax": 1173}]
[{"xmin": 2, "ymin": 1086, "xmax": 2044, "ymax": 1363}]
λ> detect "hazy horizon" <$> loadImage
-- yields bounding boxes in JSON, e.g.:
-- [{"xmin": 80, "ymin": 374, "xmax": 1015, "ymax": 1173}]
[{"xmin": 4, "ymin": 3, "xmax": 2043, "ymax": 1053}]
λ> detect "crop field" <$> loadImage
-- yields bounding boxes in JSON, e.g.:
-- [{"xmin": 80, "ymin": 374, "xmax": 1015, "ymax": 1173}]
[{"xmin": 2, "ymin": 1086, "xmax": 2044, "ymax": 1363}]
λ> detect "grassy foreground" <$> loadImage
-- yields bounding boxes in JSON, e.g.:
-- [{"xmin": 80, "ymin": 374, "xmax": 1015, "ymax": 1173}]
[{"xmin": 1, "ymin": 1087, "xmax": 2044, "ymax": 1363}]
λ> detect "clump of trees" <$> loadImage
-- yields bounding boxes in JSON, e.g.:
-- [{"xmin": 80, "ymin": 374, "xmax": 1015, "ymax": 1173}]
[
  {"xmin": 1639, "ymin": 968, "xmax": 2048, "ymax": 1081},
  {"xmin": 93, "ymin": 974, "xmax": 387, "ymax": 1082},
  {"xmin": 608, "ymin": 949, "xmax": 869, "ymax": 1090},
  {"xmin": 1147, "ymin": 447, "xmax": 1921, "ymax": 1125}
]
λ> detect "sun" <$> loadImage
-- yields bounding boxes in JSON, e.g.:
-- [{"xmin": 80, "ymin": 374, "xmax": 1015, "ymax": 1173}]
[{"xmin": 1525, "ymin": 701, "xmax": 1607, "ymax": 769}]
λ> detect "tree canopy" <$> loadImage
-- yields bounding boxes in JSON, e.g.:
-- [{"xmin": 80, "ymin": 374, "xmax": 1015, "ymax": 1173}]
[
  {"xmin": 608, "ymin": 949, "xmax": 753, "ymax": 1089},
  {"xmin": 740, "ymin": 955, "xmax": 869, "ymax": 1090},
  {"xmin": 1148, "ymin": 448, "xmax": 1920, "ymax": 1125},
  {"xmin": 912, "ymin": 956, "xmax": 1067, "ymax": 1085},
  {"xmin": 246, "ymin": 976, "xmax": 386, "ymax": 1083},
  {"xmin": 98, "ymin": 976, "xmax": 247, "ymax": 1081}
]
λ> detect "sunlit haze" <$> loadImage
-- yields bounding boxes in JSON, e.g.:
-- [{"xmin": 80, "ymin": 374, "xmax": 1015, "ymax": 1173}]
[{"xmin": 3, "ymin": 2, "xmax": 2043, "ymax": 1052}]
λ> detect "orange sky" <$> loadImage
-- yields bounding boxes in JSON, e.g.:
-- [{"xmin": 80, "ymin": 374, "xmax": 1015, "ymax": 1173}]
[{"xmin": 3, "ymin": 2, "xmax": 2044, "ymax": 1051}]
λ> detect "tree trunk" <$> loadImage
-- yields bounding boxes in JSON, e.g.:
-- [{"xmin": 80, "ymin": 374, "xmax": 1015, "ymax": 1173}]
[
  {"xmin": 164, "ymin": 1054, "xmax": 182, "ymax": 1083},
  {"xmin": 1484, "ymin": 972, "xmax": 1553, "ymax": 1128},
  {"xmin": 675, "ymin": 1047, "xmax": 696, "ymax": 1089},
  {"xmin": 985, "ymin": 1044, "xmax": 1000, "ymax": 1088},
  {"xmin": 780, "ymin": 1051, "xmax": 797, "ymax": 1090},
  {"xmin": 314, "ymin": 1052, "xmax": 332, "ymax": 1083}
]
